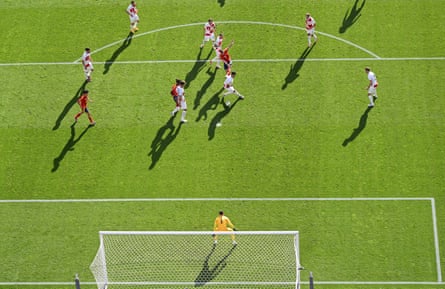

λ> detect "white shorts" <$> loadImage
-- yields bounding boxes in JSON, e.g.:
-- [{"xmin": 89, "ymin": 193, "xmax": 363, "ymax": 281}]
[
  {"xmin": 130, "ymin": 14, "xmax": 139, "ymax": 23},
  {"xmin": 179, "ymin": 98, "xmax": 187, "ymax": 110},
  {"xmin": 368, "ymin": 86, "xmax": 377, "ymax": 96},
  {"xmin": 306, "ymin": 28, "xmax": 315, "ymax": 36},
  {"xmin": 203, "ymin": 34, "xmax": 215, "ymax": 42},
  {"xmin": 84, "ymin": 65, "xmax": 93, "ymax": 76},
  {"xmin": 224, "ymin": 86, "xmax": 236, "ymax": 94}
]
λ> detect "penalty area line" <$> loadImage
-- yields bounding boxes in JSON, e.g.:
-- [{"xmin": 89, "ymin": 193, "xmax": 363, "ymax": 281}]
[{"xmin": 0, "ymin": 197, "xmax": 434, "ymax": 203}]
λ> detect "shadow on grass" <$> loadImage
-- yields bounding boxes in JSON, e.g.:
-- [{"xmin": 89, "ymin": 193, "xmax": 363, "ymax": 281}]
[
  {"xmin": 103, "ymin": 32, "xmax": 133, "ymax": 75},
  {"xmin": 282, "ymin": 45, "xmax": 314, "ymax": 90},
  {"xmin": 148, "ymin": 117, "xmax": 183, "ymax": 170},
  {"xmin": 342, "ymin": 106, "xmax": 372, "ymax": 147},
  {"xmin": 194, "ymin": 244, "xmax": 236, "ymax": 287},
  {"xmin": 194, "ymin": 68, "xmax": 218, "ymax": 110},
  {"xmin": 339, "ymin": 0, "xmax": 366, "ymax": 33},
  {"xmin": 196, "ymin": 87, "xmax": 224, "ymax": 122},
  {"xmin": 185, "ymin": 48, "xmax": 213, "ymax": 89},
  {"xmin": 208, "ymin": 98, "xmax": 241, "ymax": 141},
  {"xmin": 217, "ymin": 0, "xmax": 225, "ymax": 7},
  {"xmin": 52, "ymin": 122, "xmax": 93, "ymax": 172},
  {"xmin": 52, "ymin": 80, "xmax": 87, "ymax": 131}
]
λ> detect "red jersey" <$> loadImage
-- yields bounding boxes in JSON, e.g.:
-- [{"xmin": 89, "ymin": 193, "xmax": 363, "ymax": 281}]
[
  {"xmin": 171, "ymin": 84, "xmax": 178, "ymax": 96},
  {"xmin": 220, "ymin": 48, "xmax": 231, "ymax": 63},
  {"xmin": 78, "ymin": 94, "xmax": 88, "ymax": 108}
]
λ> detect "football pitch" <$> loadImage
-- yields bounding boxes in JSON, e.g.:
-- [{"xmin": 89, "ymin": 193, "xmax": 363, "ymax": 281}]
[{"xmin": 1, "ymin": 0, "xmax": 445, "ymax": 288}]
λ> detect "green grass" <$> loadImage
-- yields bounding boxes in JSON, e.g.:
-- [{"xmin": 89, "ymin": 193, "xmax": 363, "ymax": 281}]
[{"xmin": 0, "ymin": 0, "xmax": 445, "ymax": 288}]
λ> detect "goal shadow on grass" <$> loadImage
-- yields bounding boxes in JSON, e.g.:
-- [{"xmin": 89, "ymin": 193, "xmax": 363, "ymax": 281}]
[
  {"xmin": 52, "ymin": 80, "xmax": 87, "ymax": 131},
  {"xmin": 51, "ymin": 122, "xmax": 93, "ymax": 172},
  {"xmin": 342, "ymin": 106, "xmax": 372, "ymax": 146},
  {"xmin": 148, "ymin": 116, "xmax": 183, "ymax": 170},
  {"xmin": 194, "ymin": 244, "xmax": 237, "ymax": 287}
]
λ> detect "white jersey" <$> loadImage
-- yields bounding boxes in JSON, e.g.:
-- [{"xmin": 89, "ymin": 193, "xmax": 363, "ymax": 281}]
[
  {"xmin": 127, "ymin": 4, "xmax": 138, "ymax": 17},
  {"xmin": 224, "ymin": 75, "xmax": 234, "ymax": 88},
  {"xmin": 368, "ymin": 71, "xmax": 378, "ymax": 87},
  {"xmin": 214, "ymin": 35, "xmax": 223, "ymax": 49},
  {"xmin": 81, "ymin": 51, "xmax": 93, "ymax": 69},
  {"xmin": 305, "ymin": 16, "xmax": 316, "ymax": 30},
  {"xmin": 204, "ymin": 22, "xmax": 216, "ymax": 36},
  {"xmin": 176, "ymin": 86, "xmax": 185, "ymax": 98}
]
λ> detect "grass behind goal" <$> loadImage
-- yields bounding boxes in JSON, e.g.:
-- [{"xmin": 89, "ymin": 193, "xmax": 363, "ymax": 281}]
[{"xmin": 0, "ymin": 0, "xmax": 445, "ymax": 288}]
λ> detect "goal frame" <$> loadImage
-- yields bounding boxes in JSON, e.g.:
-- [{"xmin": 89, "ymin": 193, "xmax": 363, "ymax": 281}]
[{"xmin": 91, "ymin": 230, "xmax": 301, "ymax": 289}]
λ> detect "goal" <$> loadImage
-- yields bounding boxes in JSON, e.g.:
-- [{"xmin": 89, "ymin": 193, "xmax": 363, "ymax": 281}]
[{"xmin": 90, "ymin": 231, "xmax": 301, "ymax": 289}]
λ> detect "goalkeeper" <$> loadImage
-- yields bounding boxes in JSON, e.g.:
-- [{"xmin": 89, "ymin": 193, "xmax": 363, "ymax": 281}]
[{"xmin": 213, "ymin": 211, "xmax": 237, "ymax": 245}]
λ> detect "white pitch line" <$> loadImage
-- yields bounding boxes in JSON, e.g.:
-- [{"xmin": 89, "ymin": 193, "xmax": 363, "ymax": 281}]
[
  {"xmin": 1, "ymin": 281, "xmax": 444, "ymax": 286},
  {"xmin": 71, "ymin": 20, "xmax": 381, "ymax": 63},
  {"xmin": 1, "ymin": 57, "xmax": 445, "ymax": 67},
  {"xmin": 314, "ymin": 281, "xmax": 445, "ymax": 285},
  {"xmin": 0, "ymin": 197, "xmax": 434, "ymax": 203},
  {"xmin": 431, "ymin": 198, "xmax": 443, "ymax": 282},
  {"xmin": 0, "ymin": 197, "xmax": 440, "ymax": 286}
]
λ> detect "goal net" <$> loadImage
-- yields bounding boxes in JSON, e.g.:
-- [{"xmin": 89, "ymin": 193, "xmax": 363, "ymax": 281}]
[{"xmin": 90, "ymin": 231, "xmax": 301, "ymax": 289}]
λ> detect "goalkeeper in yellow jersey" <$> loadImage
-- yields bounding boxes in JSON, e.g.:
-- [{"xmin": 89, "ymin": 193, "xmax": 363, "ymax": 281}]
[{"xmin": 213, "ymin": 211, "xmax": 237, "ymax": 245}]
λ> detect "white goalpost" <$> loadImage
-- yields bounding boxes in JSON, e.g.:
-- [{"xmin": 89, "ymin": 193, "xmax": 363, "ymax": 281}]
[{"xmin": 90, "ymin": 231, "xmax": 301, "ymax": 289}]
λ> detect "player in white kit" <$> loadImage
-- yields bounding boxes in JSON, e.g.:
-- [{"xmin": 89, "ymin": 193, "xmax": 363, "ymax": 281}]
[
  {"xmin": 305, "ymin": 13, "xmax": 318, "ymax": 47},
  {"xmin": 365, "ymin": 67, "xmax": 379, "ymax": 107},
  {"xmin": 126, "ymin": 1, "xmax": 140, "ymax": 33},
  {"xmin": 81, "ymin": 48, "xmax": 94, "ymax": 82},
  {"xmin": 200, "ymin": 19, "xmax": 216, "ymax": 49},
  {"xmin": 222, "ymin": 71, "xmax": 244, "ymax": 107}
]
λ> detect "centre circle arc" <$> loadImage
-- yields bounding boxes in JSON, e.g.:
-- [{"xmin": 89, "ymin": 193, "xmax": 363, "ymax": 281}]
[{"xmin": 75, "ymin": 20, "xmax": 380, "ymax": 63}]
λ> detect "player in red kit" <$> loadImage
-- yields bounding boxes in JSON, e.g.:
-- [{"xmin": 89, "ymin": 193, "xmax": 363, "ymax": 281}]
[
  {"xmin": 217, "ymin": 40, "xmax": 234, "ymax": 73},
  {"xmin": 74, "ymin": 90, "xmax": 96, "ymax": 126}
]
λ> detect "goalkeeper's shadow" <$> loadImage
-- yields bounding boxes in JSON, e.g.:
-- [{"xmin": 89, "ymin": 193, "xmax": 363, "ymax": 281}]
[{"xmin": 194, "ymin": 244, "xmax": 237, "ymax": 287}]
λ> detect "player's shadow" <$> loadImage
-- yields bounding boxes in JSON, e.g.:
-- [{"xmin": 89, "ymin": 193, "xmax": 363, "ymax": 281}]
[
  {"xmin": 208, "ymin": 98, "xmax": 240, "ymax": 140},
  {"xmin": 194, "ymin": 244, "xmax": 237, "ymax": 287},
  {"xmin": 339, "ymin": 0, "xmax": 366, "ymax": 33},
  {"xmin": 194, "ymin": 68, "xmax": 218, "ymax": 110},
  {"xmin": 103, "ymin": 32, "xmax": 133, "ymax": 74},
  {"xmin": 148, "ymin": 117, "xmax": 183, "ymax": 170},
  {"xmin": 185, "ymin": 48, "xmax": 213, "ymax": 89},
  {"xmin": 196, "ymin": 88, "xmax": 224, "ymax": 122},
  {"xmin": 342, "ymin": 106, "xmax": 372, "ymax": 146},
  {"xmin": 217, "ymin": 0, "xmax": 226, "ymax": 7},
  {"xmin": 282, "ymin": 45, "xmax": 314, "ymax": 90},
  {"xmin": 52, "ymin": 80, "xmax": 87, "ymax": 130},
  {"xmin": 52, "ymin": 122, "xmax": 93, "ymax": 172}
]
